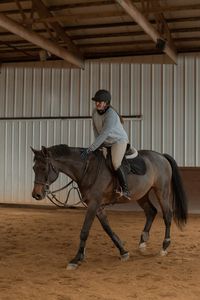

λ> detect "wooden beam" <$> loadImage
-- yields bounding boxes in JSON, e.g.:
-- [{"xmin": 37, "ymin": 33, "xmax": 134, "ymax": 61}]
[
  {"xmin": 31, "ymin": 11, "xmax": 128, "ymax": 24},
  {"xmin": 76, "ymin": 39, "xmax": 154, "ymax": 48},
  {"xmin": 32, "ymin": 0, "xmax": 82, "ymax": 58},
  {"xmin": 61, "ymin": 16, "xmax": 200, "ymax": 31},
  {"xmin": 84, "ymin": 48, "xmax": 176, "ymax": 59},
  {"xmin": 4, "ymin": 34, "xmax": 200, "ymax": 50},
  {"xmin": 115, "ymin": 0, "xmax": 177, "ymax": 63},
  {"xmin": 14, "ymin": 0, "xmax": 27, "ymax": 22},
  {"xmin": 4, "ymin": 3, "xmax": 200, "ymax": 17},
  {"xmin": 90, "ymin": 54, "xmax": 176, "ymax": 65},
  {"xmin": 141, "ymin": 0, "xmax": 150, "ymax": 18},
  {"xmin": 0, "ymin": 40, "xmax": 35, "ymax": 57},
  {"xmin": 3, "ymin": 36, "xmax": 200, "ymax": 51},
  {"xmin": 49, "ymin": 1, "xmax": 115, "ymax": 11},
  {"xmin": 0, "ymin": 20, "xmax": 200, "ymax": 38},
  {"xmin": 1, "ymin": 1, "xmax": 115, "ymax": 16},
  {"xmin": 0, "ymin": 13, "xmax": 84, "ymax": 68},
  {"xmin": 150, "ymin": 0, "xmax": 177, "ymax": 54},
  {"xmin": 3, "ymin": 60, "xmax": 82, "ymax": 69}
]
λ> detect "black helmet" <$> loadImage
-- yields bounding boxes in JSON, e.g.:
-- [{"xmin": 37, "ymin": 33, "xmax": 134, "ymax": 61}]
[{"xmin": 92, "ymin": 89, "xmax": 111, "ymax": 104}]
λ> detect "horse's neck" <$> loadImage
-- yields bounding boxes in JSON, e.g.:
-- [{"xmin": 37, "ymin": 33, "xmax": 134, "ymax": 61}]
[
  {"xmin": 54, "ymin": 155, "xmax": 85, "ymax": 182},
  {"xmin": 52, "ymin": 149, "xmax": 110, "ymax": 192}
]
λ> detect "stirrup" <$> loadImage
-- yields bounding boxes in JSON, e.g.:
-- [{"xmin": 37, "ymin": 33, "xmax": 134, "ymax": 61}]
[
  {"xmin": 115, "ymin": 187, "xmax": 131, "ymax": 201},
  {"xmin": 122, "ymin": 192, "xmax": 131, "ymax": 201},
  {"xmin": 115, "ymin": 186, "xmax": 123, "ymax": 197}
]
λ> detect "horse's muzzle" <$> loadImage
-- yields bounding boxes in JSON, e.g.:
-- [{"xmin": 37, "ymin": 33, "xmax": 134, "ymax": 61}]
[
  {"xmin": 32, "ymin": 184, "xmax": 46, "ymax": 200},
  {"xmin": 32, "ymin": 191, "xmax": 43, "ymax": 200}
]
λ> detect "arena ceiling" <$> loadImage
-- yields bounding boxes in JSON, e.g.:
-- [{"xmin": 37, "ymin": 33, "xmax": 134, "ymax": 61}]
[{"xmin": 0, "ymin": 0, "xmax": 200, "ymax": 67}]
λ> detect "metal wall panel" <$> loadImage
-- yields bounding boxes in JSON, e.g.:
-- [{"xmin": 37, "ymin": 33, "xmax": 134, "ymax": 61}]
[
  {"xmin": 0, "ymin": 54, "xmax": 200, "ymax": 204},
  {"xmin": 0, "ymin": 119, "xmax": 97, "ymax": 205}
]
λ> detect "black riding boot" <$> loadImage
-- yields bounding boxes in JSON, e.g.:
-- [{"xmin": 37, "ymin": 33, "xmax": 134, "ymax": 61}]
[{"xmin": 115, "ymin": 166, "xmax": 131, "ymax": 200}]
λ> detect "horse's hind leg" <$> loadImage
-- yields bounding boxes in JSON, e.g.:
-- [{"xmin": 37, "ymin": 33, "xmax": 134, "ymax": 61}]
[
  {"xmin": 155, "ymin": 189, "xmax": 173, "ymax": 256},
  {"xmin": 137, "ymin": 195, "xmax": 157, "ymax": 252},
  {"xmin": 96, "ymin": 206, "xmax": 129, "ymax": 261}
]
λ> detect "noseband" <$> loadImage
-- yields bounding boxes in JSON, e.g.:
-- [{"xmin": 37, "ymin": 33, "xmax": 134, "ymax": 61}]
[{"xmin": 34, "ymin": 158, "xmax": 59, "ymax": 194}]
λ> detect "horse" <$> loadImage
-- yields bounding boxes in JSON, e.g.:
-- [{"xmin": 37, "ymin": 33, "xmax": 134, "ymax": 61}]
[{"xmin": 31, "ymin": 144, "xmax": 188, "ymax": 270}]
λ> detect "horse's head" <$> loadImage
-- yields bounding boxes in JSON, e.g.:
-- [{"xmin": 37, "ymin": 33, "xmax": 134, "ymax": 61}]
[{"xmin": 31, "ymin": 146, "xmax": 59, "ymax": 200}]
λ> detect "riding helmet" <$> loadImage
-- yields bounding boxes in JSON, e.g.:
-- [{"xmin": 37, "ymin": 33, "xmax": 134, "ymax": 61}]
[{"xmin": 92, "ymin": 89, "xmax": 111, "ymax": 104}]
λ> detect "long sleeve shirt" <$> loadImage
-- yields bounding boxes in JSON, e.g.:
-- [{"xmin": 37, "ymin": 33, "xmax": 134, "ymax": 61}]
[{"xmin": 88, "ymin": 107, "xmax": 129, "ymax": 152}]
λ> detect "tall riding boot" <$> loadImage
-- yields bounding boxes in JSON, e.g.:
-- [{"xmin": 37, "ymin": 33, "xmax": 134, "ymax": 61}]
[{"xmin": 115, "ymin": 166, "xmax": 131, "ymax": 200}]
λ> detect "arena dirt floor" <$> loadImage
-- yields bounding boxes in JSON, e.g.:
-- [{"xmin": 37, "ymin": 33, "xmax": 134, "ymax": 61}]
[{"xmin": 0, "ymin": 205, "xmax": 199, "ymax": 300}]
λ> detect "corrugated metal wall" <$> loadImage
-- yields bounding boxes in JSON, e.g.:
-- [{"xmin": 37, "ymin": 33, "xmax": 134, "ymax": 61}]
[{"xmin": 0, "ymin": 54, "xmax": 200, "ymax": 204}]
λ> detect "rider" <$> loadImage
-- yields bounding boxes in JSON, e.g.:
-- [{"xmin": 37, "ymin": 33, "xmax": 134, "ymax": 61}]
[{"xmin": 81, "ymin": 89, "xmax": 131, "ymax": 201}]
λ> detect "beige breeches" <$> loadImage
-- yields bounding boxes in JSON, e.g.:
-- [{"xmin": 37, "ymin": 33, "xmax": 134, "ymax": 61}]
[{"xmin": 111, "ymin": 141, "xmax": 128, "ymax": 170}]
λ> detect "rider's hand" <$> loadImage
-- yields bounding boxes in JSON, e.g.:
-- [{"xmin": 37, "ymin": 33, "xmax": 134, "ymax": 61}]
[{"xmin": 80, "ymin": 148, "xmax": 91, "ymax": 160}]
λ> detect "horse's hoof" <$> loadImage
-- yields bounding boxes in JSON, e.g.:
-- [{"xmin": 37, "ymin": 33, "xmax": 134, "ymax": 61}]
[
  {"xmin": 139, "ymin": 242, "xmax": 147, "ymax": 253},
  {"xmin": 120, "ymin": 252, "xmax": 130, "ymax": 261},
  {"xmin": 160, "ymin": 249, "xmax": 168, "ymax": 256},
  {"xmin": 66, "ymin": 263, "xmax": 79, "ymax": 270}
]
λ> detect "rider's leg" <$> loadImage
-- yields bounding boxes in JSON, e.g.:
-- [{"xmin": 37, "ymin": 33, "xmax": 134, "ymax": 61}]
[
  {"xmin": 111, "ymin": 142, "xmax": 131, "ymax": 200},
  {"xmin": 115, "ymin": 167, "xmax": 131, "ymax": 200}
]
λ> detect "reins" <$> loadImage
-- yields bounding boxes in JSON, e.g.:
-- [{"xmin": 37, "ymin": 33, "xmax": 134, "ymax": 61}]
[
  {"xmin": 46, "ymin": 180, "xmax": 87, "ymax": 208},
  {"xmin": 46, "ymin": 158, "xmax": 90, "ymax": 208},
  {"xmin": 45, "ymin": 152, "xmax": 103, "ymax": 208}
]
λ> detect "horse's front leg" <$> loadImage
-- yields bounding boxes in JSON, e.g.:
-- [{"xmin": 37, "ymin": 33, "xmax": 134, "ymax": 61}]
[
  {"xmin": 67, "ymin": 201, "xmax": 99, "ymax": 270},
  {"xmin": 96, "ymin": 206, "xmax": 129, "ymax": 261}
]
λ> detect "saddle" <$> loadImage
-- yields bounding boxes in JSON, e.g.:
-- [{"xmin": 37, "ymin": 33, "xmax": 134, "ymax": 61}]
[
  {"xmin": 104, "ymin": 145, "xmax": 146, "ymax": 176},
  {"xmin": 123, "ymin": 146, "xmax": 146, "ymax": 175}
]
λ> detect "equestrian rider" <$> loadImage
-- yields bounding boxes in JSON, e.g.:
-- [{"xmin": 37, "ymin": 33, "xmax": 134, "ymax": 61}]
[{"xmin": 81, "ymin": 89, "xmax": 131, "ymax": 201}]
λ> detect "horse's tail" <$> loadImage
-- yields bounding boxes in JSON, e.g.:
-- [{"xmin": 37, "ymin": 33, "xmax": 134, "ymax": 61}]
[{"xmin": 163, "ymin": 154, "xmax": 188, "ymax": 228}]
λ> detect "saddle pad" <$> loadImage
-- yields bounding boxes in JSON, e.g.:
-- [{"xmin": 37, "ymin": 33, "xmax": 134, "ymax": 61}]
[{"xmin": 122, "ymin": 154, "xmax": 146, "ymax": 175}]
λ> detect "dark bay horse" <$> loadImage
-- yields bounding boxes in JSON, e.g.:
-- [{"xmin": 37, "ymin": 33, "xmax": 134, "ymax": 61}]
[{"xmin": 31, "ymin": 144, "xmax": 188, "ymax": 269}]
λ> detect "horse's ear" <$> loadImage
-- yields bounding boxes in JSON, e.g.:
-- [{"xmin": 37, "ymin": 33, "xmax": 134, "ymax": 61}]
[
  {"xmin": 41, "ymin": 146, "xmax": 49, "ymax": 157},
  {"xmin": 30, "ymin": 146, "xmax": 37, "ymax": 154}
]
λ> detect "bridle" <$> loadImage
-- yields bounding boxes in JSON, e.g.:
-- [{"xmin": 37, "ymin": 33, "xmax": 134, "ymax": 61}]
[
  {"xmin": 34, "ymin": 150, "xmax": 104, "ymax": 207},
  {"xmin": 34, "ymin": 157, "xmax": 59, "ymax": 195}
]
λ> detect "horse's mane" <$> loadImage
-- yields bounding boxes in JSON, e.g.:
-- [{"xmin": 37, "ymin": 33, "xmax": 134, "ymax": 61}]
[{"xmin": 48, "ymin": 144, "xmax": 71, "ymax": 157}]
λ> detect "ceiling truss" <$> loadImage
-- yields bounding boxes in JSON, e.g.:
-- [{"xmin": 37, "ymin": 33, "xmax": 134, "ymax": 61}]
[{"xmin": 0, "ymin": 0, "xmax": 199, "ymax": 67}]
